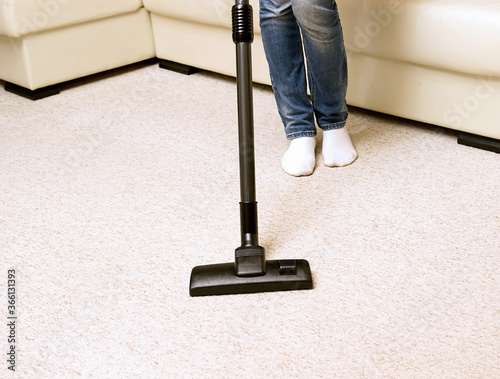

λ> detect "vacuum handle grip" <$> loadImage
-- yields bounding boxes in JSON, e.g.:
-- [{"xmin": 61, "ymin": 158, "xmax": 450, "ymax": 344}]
[{"xmin": 232, "ymin": 1, "xmax": 254, "ymax": 44}]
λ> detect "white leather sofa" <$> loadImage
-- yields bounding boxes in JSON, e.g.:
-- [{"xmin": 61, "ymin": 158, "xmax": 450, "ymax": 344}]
[
  {"xmin": 1, "ymin": 0, "xmax": 499, "ymax": 151},
  {"xmin": 339, "ymin": 0, "xmax": 500, "ymax": 151},
  {"xmin": 144, "ymin": 0, "xmax": 500, "ymax": 150},
  {"xmin": 0, "ymin": 0, "xmax": 155, "ymax": 99}
]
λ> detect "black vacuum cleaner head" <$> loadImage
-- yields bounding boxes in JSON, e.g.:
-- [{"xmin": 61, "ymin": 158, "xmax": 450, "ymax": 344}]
[{"xmin": 190, "ymin": 259, "xmax": 313, "ymax": 297}]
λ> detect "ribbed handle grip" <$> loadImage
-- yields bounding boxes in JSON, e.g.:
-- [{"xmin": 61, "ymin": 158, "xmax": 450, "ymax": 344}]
[{"xmin": 232, "ymin": 3, "xmax": 254, "ymax": 44}]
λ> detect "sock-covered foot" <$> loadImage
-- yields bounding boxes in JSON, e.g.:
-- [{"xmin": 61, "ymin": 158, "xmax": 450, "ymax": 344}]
[
  {"xmin": 281, "ymin": 136, "xmax": 316, "ymax": 177},
  {"xmin": 322, "ymin": 128, "xmax": 357, "ymax": 167}
]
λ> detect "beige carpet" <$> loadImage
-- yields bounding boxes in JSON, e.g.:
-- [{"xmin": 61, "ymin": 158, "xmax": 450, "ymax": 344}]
[{"xmin": 1, "ymin": 61, "xmax": 499, "ymax": 378}]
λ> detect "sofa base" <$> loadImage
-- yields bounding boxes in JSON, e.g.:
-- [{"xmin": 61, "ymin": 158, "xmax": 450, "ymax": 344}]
[
  {"xmin": 346, "ymin": 52, "xmax": 500, "ymax": 142},
  {"xmin": 149, "ymin": 14, "xmax": 271, "ymax": 85},
  {"xmin": 458, "ymin": 132, "xmax": 500, "ymax": 153},
  {"xmin": 159, "ymin": 59, "xmax": 199, "ymax": 75},
  {"xmin": 4, "ymin": 82, "xmax": 60, "ymax": 100},
  {"xmin": 4, "ymin": 58, "xmax": 158, "ymax": 100}
]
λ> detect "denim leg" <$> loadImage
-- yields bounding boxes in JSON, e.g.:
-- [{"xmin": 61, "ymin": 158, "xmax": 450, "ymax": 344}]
[
  {"xmin": 259, "ymin": 0, "xmax": 348, "ymax": 138},
  {"xmin": 293, "ymin": 0, "xmax": 348, "ymax": 130},
  {"xmin": 259, "ymin": 0, "xmax": 316, "ymax": 139}
]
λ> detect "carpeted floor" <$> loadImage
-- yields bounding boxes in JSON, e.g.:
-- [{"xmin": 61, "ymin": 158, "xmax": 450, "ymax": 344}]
[{"xmin": 1, "ymin": 61, "xmax": 499, "ymax": 378}]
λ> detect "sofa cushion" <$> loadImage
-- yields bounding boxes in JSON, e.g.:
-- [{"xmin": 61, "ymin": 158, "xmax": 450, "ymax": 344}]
[
  {"xmin": 0, "ymin": 0, "xmax": 144, "ymax": 37},
  {"xmin": 338, "ymin": 0, "xmax": 500, "ymax": 77},
  {"xmin": 143, "ymin": 0, "xmax": 261, "ymax": 33}
]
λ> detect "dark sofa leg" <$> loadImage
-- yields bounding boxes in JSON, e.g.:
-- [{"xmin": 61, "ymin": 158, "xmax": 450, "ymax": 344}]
[
  {"xmin": 458, "ymin": 132, "xmax": 500, "ymax": 153},
  {"xmin": 158, "ymin": 59, "xmax": 199, "ymax": 75},
  {"xmin": 5, "ymin": 82, "xmax": 60, "ymax": 100}
]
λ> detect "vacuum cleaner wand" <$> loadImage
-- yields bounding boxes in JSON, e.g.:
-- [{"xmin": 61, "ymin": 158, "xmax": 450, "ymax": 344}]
[{"xmin": 189, "ymin": 0, "xmax": 313, "ymax": 296}]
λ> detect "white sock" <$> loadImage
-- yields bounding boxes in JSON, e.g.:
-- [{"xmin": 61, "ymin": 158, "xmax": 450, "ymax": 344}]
[
  {"xmin": 322, "ymin": 128, "xmax": 357, "ymax": 167},
  {"xmin": 281, "ymin": 136, "xmax": 316, "ymax": 177}
]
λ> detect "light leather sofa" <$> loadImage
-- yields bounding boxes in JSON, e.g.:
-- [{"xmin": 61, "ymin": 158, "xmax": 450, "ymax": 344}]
[
  {"xmin": 144, "ymin": 0, "xmax": 500, "ymax": 151},
  {"xmin": 1, "ymin": 0, "xmax": 499, "ymax": 151},
  {"xmin": 0, "ymin": 0, "xmax": 155, "ymax": 99}
]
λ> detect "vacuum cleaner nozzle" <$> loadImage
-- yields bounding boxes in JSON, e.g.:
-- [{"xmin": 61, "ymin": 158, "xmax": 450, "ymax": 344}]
[{"xmin": 190, "ymin": 259, "xmax": 313, "ymax": 296}]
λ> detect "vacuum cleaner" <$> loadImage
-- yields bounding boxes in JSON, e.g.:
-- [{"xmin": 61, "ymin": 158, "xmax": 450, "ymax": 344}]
[{"xmin": 189, "ymin": 0, "xmax": 313, "ymax": 296}]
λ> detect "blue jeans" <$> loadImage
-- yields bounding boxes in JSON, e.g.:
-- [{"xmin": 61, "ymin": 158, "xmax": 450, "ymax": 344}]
[{"xmin": 259, "ymin": 0, "xmax": 348, "ymax": 139}]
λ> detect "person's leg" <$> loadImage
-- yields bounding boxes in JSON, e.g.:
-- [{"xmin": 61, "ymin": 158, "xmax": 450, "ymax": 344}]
[
  {"xmin": 292, "ymin": 0, "xmax": 357, "ymax": 167},
  {"xmin": 260, "ymin": 0, "xmax": 316, "ymax": 176}
]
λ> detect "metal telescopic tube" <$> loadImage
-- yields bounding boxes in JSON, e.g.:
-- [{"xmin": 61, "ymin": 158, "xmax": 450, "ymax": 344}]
[
  {"xmin": 236, "ymin": 42, "xmax": 256, "ymax": 204},
  {"xmin": 233, "ymin": 0, "xmax": 258, "ymax": 247},
  {"xmin": 234, "ymin": 0, "xmax": 255, "ymax": 204}
]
